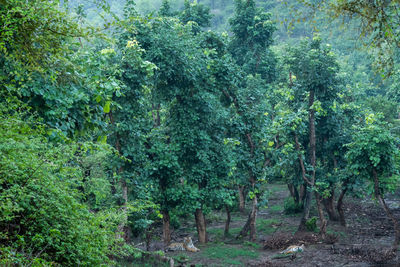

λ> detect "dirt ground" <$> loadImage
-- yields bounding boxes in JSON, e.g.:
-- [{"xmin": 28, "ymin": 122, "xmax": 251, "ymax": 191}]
[{"xmin": 135, "ymin": 184, "xmax": 400, "ymax": 266}]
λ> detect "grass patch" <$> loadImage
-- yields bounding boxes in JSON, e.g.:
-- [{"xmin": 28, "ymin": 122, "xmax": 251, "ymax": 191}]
[
  {"xmin": 269, "ymin": 204, "xmax": 284, "ymax": 213},
  {"xmin": 202, "ymin": 244, "xmax": 259, "ymax": 261},
  {"xmin": 208, "ymin": 227, "xmax": 241, "ymax": 240},
  {"xmin": 256, "ymin": 218, "xmax": 281, "ymax": 235},
  {"xmin": 243, "ymin": 241, "xmax": 262, "ymax": 249},
  {"xmin": 223, "ymin": 258, "xmax": 242, "ymax": 265}
]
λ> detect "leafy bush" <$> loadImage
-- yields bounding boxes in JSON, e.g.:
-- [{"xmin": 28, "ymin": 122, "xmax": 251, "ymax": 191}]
[
  {"xmin": 305, "ymin": 217, "xmax": 318, "ymax": 232},
  {"xmin": 283, "ymin": 197, "xmax": 303, "ymax": 215},
  {"xmin": 0, "ymin": 114, "xmax": 120, "ymax": 266}
]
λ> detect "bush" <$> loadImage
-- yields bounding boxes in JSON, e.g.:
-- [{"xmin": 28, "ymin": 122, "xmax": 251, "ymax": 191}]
[
  {"xmin": 305, "ymin": 217, "xmax": 318, "ymax": 232},
  {"xmin": 0, "ymin": 115, "xmax": 120, "ymax": 266},
  {"xmin": 283, "ymin": 197, "xmax": 303, "ymax": 214}
]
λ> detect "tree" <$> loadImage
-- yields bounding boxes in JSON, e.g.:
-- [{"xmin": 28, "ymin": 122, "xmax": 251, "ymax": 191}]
[
  {"xmin": 285, "ymin": 37, "xmax": 341, "ymax": 236},
  {"xmin": 346, "ymin": 113, "xmax": 400, "ymax": 248},
  {"xmin": 227, "ymin": 0, "xmax": 277, "ymax": 241}
]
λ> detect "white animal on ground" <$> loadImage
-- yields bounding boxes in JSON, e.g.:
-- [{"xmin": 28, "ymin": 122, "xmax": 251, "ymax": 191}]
[{"xmin": 280, "ymin": 244, "xmax": 305, "ymax": 254}]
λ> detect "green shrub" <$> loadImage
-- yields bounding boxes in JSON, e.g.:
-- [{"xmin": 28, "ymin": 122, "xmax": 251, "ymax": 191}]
[
  {"xmin": 283, "ymin": 197, "xmax": 303, "ymax": 214},
  {"xmin": 305, "ymin": 217, "xmax": 318, "ymax": 232},
  {"xmin": 0, "ymin": 115, "xmax": 120, "ymax": 266}
]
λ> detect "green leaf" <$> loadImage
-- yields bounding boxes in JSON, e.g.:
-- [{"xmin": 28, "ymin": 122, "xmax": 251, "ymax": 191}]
[{"xmin": 103, "ymin": 101, "xmax": 111, "ymax": 113}]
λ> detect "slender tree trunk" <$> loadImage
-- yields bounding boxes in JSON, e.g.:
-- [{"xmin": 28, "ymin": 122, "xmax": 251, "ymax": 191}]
[
  {"xmin": 288, "ymin": 183, "xmax": 295, "ymax": 199},
  {"xmin": 288, "ymin": 183, "xmax": 300, "ymax": 204},
  {"xmin": 195, "ymin": 208, "xmax": 207, "ymax": 244},
  {"xmin": 298, "ymin": 90, "xmax": 328, "ymax": 233},
  {"xmin": 238, "ymin": 186, "xmax": 246, "ymax": 213},
  {"xmin": 300, "ymin": 184, "xmax": 306, "ymax": 204},
  {"xmin": 323, "ymin": 190, "xmax": 339, "ymax": 221},
  {"xmin": 373, "ymin": 169, "xmax": 400, "ymax": 247},
  {"xmin": 249, "ymin": 193, "xmax": 258, "ymax": 241},
  {"xmin": 224, "ymin": 205, "xmax": 231, "ymax": 237},
  {"xmin": 299, "ymin": 187, "xmax": 312, "ymax": 231},
  {"xmin": 337, "ymin": 187, "xmax": 347, "ymax": 227},
  {"xmin": 295, "ymin": 134, "xmax": 312, "ymax": 231},
  {"xmin": 237, "ymin": 180, "xmax": 258, "ymax": 241},
  {"xmin": 162, "ymin": 210, "xmax": 171, "ymax": 245},
  {"xmin": 315, "ymin": 192, "xmax": 327, "ymax": 238}
]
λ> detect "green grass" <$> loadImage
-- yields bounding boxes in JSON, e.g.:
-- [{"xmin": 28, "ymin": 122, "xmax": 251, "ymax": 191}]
[
  {"xmin": 223, "ymin": 258, "xmax": 242, "ymax": 265},
  {"xmin": 208, "ymin": 227, "xmax": 241, "ymax": 240},
  {"xmin": 256, "ymin": 218, "xmax": 280, "ymax": 234},
  {"xmin": 269, "ymin": 204, "xmax": 284, "ymax": 213},
  {"xmin": 243, "ymin": 241, "xmax": 262, "ymax": 249},
  {"xmin": 202, "ymin": 244, "xmax": 259, "ymax": 261}
]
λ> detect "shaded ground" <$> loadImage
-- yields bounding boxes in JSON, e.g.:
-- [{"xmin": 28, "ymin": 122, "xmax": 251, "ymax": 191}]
[{"xmin": 131, "ymin": 183, "xmax": 400, "ymax": 266}]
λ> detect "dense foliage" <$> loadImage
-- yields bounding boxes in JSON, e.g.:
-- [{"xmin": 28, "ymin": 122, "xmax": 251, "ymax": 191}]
[{"xmin": 1, "ymin": 0, "xmax": 400, "ymax": 265}]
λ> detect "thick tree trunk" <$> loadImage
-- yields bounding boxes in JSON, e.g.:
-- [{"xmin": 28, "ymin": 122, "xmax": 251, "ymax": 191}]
[
  {"xmin": 337, "ymin": 187, "xmax": 347, "ymax": 227},
  {"xmin": 373, "ymin": 169, "xmax": 400, "ymax": 247},
  {"xmin": 323, "ymin": 190, "xmax": 339, "ymax": 221},
  {"xmin": 224, "ymin": 205, "xmax": 231, "ymax": 237},
  {"xmin": 162, "ymin": 210, "xmax": 171, "ymax": 245},
  {"xmin": 238, "ymin": 186, "xmax": 246, "ymax": 213},
  {"xmin": 195, "ymin": 208, "xmax": 207, "ymax": 244}
]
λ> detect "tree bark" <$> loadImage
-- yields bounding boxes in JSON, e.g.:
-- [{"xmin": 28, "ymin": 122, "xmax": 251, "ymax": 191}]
[
  {"xmin": 373, "ymin": 169, "xmax": 400, "ymax": 247},
  {"xmin": 288, "ymin": 183, "xmax": 300, "ymax": 204},
  {"xmin": 237, "ymin": 180, "xmax": 258, "ymax": 241},
  {"xmin": 162, "ymin": 210, "xmax": 171, "ymax": 245},
  {"xmin": 300, "ymin": 184, "xmax": 306, "ymax": 204},
  {"xmin": 195, "ymin": 208, "xmax": 208, "ymax": 244},
  {"xmin": 315, "ymin": 192, "xmax": 327, "ymax": 238},
  {"xmin": 337, "ymin": 187, "xmax": 347, "ymax": 227},
  {"xmin": 224, "ymin": 205, "xmax": 231, "ymax": 237},
  {"xmin": 322, "ymin": 190, "xmax": 339, "ymax": 221},
  {"xmin": 238, "ymin": 186, "xmax": 246, "ymax": 213},
  {"xmin": 249, "ymin": 193, "xmax": 258, "ymax": 241},
  {"xmin": 295, "ymin": 134, "xmax": 312, "ymax": 231}
]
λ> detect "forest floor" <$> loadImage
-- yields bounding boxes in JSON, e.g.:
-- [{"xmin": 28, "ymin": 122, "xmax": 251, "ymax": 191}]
[{"xmin": 132, "ymin": 183, "xmax": 400, "ymax": 266}]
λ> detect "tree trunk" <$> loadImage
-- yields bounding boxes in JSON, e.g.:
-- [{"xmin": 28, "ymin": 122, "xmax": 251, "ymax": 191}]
[
  {"xmin": 373, "ymin": 169, "xmax": 400, "ymax": 247},
  {"xmin": 195, "ymin": 208, "xmax": 207, "ymax": 244},
  {"xmin": 337, "ymin": 187, "xmax": 347, "ymax": 227},
  {"xmin": 162, "ymin": 210, "xmax": 171, "ymax": 245},
  {"xmin": 224, "ymin": 205, "xmax": 231, "ymax": 237},
  {"xmin": 300, "ymin": 184, "xmax": 306, "ymax": 204},
  {"xmin": 298, "ymin": 89, "xmax": 321, "ymax": 232},
  {"xmin": 238, "ymin": 186, "xmax": 246, "ymax": 213},
  {"xmin": 249, "ymin": 193, "xmax": 258, "ymax": 241},
  {"xmin": 323, "ymin": 190, "xmax": 339, "ymax": 221},
  {"xmin": 315, "ymin": 192, "xmax": 327, "ymax": 238},
  {"xmin": 288, "ymin": 184, "xmax": 295, "ymax": 199},
  {"xmin": 237, "ymin": 184, "xmax": 258, "ymax": 241},
  {"xmin": 298, "ymin": 187, "xmax": 312, "ymax": 231},
  {"xmin": 295, "ymin": 134, "xmax": 312, "ymax": 231}
]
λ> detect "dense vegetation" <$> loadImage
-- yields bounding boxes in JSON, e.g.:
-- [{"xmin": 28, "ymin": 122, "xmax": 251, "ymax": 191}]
[{"xmin": 1, "ymin": 0, "xmax": 400, "ymax": 265}]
